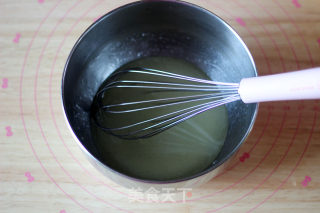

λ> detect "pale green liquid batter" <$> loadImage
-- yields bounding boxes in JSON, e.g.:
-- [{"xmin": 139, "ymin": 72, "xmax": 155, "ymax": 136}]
[{"xmin": 91, "ymin": 57, "xmax": 229, "ymax": 181}]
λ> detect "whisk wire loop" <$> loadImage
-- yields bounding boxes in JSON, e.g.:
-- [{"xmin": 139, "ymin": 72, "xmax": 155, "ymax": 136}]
[{"xmin": 92, "ymin": 67, "xmax": 241, "ymax": 139}]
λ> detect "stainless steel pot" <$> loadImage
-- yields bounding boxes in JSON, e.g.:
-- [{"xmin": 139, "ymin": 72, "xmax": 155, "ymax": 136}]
[{"xmin": 61, "ymin": 0, "xmax": 258, "ymax": 190}]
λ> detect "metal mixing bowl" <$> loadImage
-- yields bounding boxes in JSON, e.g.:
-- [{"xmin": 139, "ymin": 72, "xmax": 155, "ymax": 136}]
[{"xmin": 61, "ymin": 0, "xmax": 258, "ymax": 189}]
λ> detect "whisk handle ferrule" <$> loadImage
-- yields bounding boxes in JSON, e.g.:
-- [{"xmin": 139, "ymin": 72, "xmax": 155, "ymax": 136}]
[{"xmin": 238, "ymin": 67, "xmax": 320, "ymax": 103}]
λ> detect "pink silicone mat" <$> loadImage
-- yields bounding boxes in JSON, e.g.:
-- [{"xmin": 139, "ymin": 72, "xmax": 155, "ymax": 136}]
[{"xmin": 0, "ymin": 0, "xmax": 319, "ymax": 212}]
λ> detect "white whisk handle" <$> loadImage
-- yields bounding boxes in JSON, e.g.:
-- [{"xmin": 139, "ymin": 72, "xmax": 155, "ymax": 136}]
[{"xmin": 238, "ymin": 67, "xmax": 320, "ymax": 103}]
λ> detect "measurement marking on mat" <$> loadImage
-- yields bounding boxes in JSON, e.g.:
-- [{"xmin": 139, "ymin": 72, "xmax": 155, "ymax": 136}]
[
  {"xmin": 301, "ymin": 176, "xmax": 311, "ymax": 187},
  {"xmin": 235, "ymin": 17, "xmax": 246, "ymax": 27},
  {"xmin": 5, "ymin": 126, "xmax": 13, "ymax": 137},
  {"xmin": 239, "ymin": 152, "xmax": 250, "ymax": 162},
  {"xmin": 25, "ymin": 172, "xmax": 35, "ymax": 182},
  {"xmin": 292, "ymin": 0, "xmax": 301, "ymax": 8},
  {"xmin": 1, "ymin": 78, "xmax": 8, "ymax": 89},
  {"xmin": 13, "ymin": 33, "xmax": 21, "ymax": 43}
]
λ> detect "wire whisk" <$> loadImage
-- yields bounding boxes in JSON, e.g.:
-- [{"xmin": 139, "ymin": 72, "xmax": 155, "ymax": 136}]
[{"xmin": 92, "ymin": 67, "xmax": 320, "ymax": 139}]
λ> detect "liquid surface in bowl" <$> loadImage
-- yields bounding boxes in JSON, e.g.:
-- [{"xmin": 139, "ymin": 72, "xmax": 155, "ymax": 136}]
[{"xmin": 90, "ymin": 56, "xmax": 229, "ymax": 181}]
